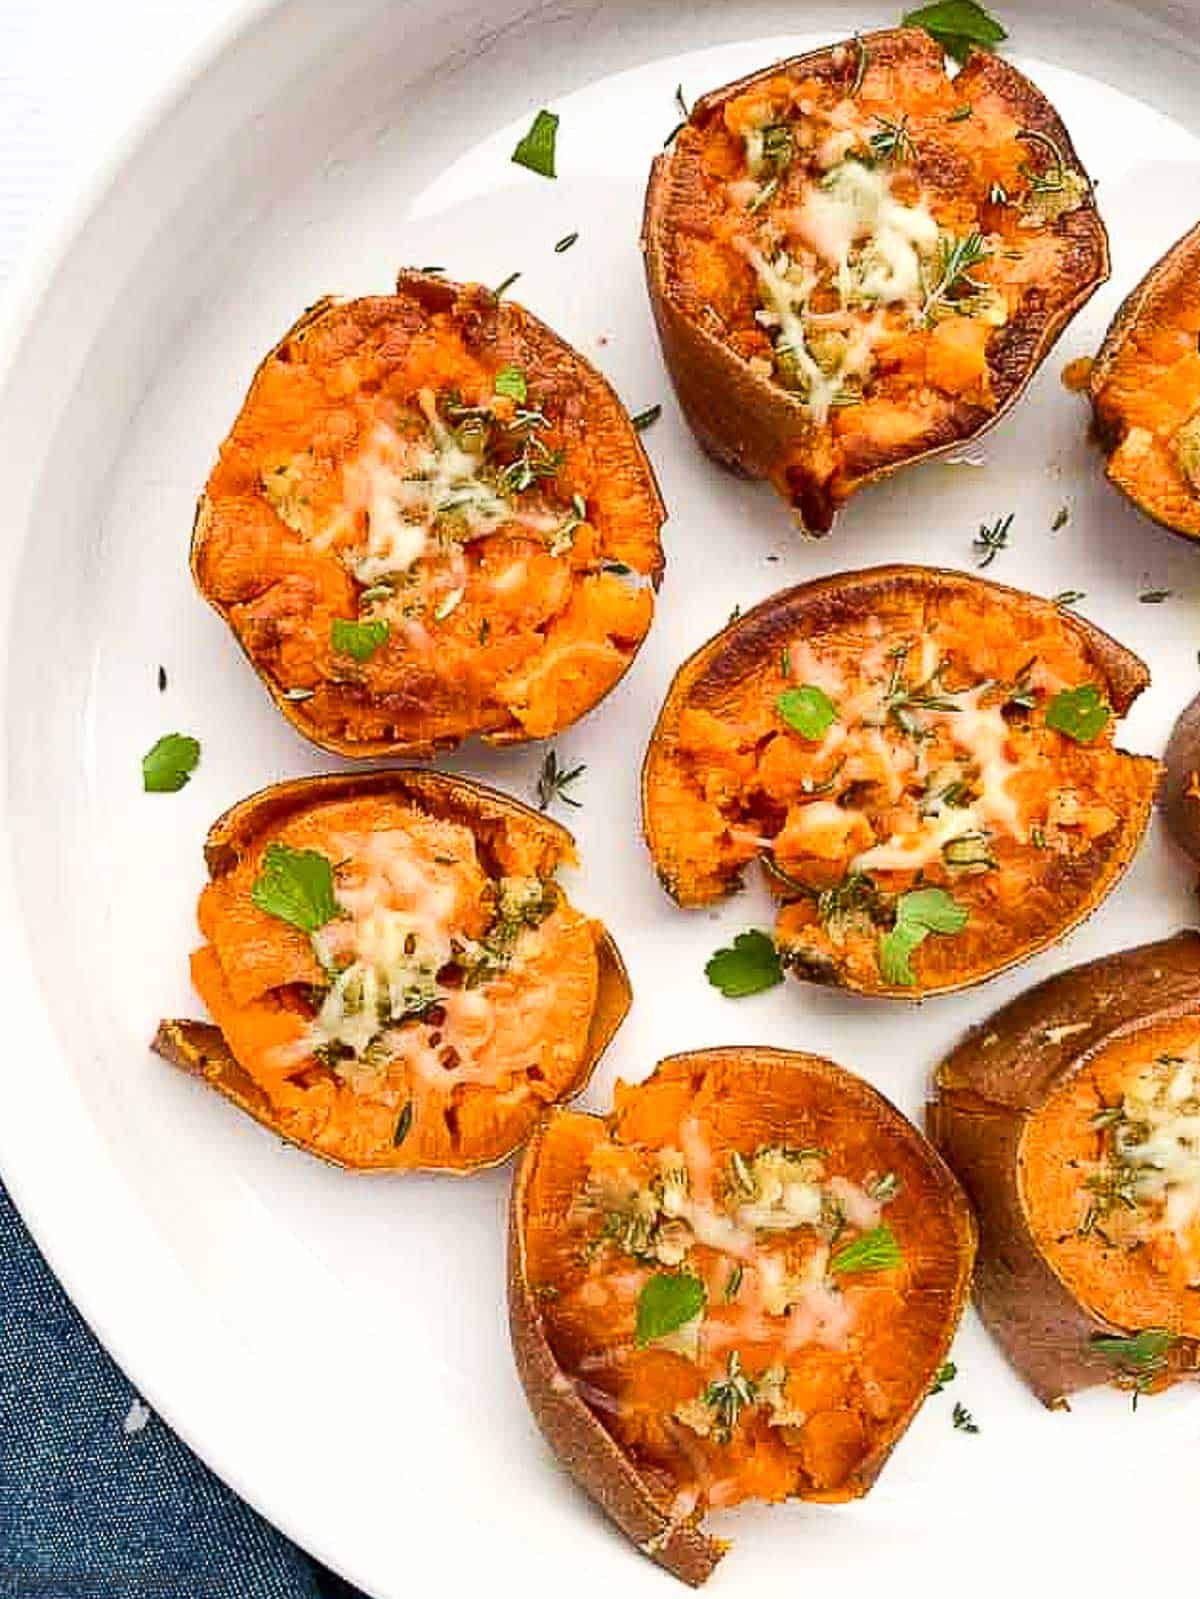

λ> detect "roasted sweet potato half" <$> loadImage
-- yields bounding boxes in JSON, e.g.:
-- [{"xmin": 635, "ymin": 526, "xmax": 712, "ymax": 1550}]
[
  {"xmin": 642, "ymin": 565, "xmax": 1157, "ymax": 998},
  {"xmin": 1088, "ymin": 221, "xmax": 1200, "ymax": 540},
  {"xmin": 192, "ymin": 272, "xmax": 665, "ymax": 756},
  {"xmin": 509, "ymin": 1047, "xmax": 975, "ymax": 1585},
  {"xmin": 153, "ymin": 770, "xmax": 630, "ymax": 1172},
  {"xmin": 643, "ymin": 26, "xmax": 1108, "ymax": 533},
  {"xmin": 929, "ymin": 933, "xmax": 1200, "ymax": 1408},
  {"xmin": 1163, "ymin": 689, "xmax": 1200, "ymax": 863}
]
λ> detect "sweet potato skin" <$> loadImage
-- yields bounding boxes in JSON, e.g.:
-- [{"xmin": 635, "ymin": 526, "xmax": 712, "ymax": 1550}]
[
  {"xmin": 929, "ymin": 932, "xmax": 1200, "ymax": 1406},
  {"xmin": 642, "ymin": 29, "xmax": 1109, "ymax": 533},
  {"xmin": 642, "ymin": 564, "xmax": 1156, "ymax": 998},
  {"xmin": 193, "ymin": 272, "xmax": 666, "ymax": 757},
  {"xmin": 153, "ymin": 769, "xmax": 631, "ymax": 1173},
  {"xmin": 508, "ymin": 1046, "xmax": 975, "ymax": 1584},
  {"xmin": 1089, "ymin": 221, "xmax": 1200, "ymax": 541},
  {"xmin": 1163, "ymin": 689, "xmax": 1200, "ymax": 863}
]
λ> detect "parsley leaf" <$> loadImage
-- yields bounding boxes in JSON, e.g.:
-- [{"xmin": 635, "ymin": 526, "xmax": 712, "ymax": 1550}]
[
  {"xmin": 830, "ymin": 1224, "xmax": 904, "ymax": 1274},
  {"xmin": 1091, "ymin": 1327, "xmax": 1175, "ymax": 1369},
  {"xmin": 930, "ymin": 1359, "xmax": 957, "ymax": 1394},
  {"xmin": 142, "ymin": 733, "xmax": 200, "ymax": 793},
  {"xmin": 494, "ymin": 365, "xmax": 527, "ymax": 402},
  {"xmin": 635, "ymin": 1272, "xmax": 706, "ymax": 1346},
  {"xmin": 902, "ymin": 1, "xmax": 1007, "ymax": 65},
  {"xmin": 879, "ymin": 887, "xmax": 968, "ymax": 986},
  {"xmin": 251, "ymin": 842, "xmax": 338, "ymax": 933},
  {"xmin": 512, "ymin": 109, "xmax": 559, "ymax": 178},
  {"xmin": 331, "ymin": 617, "xmax": 389, "ymax": 662},
  {"xmin": 777, "ymin": 684, "xmax": 837, "ymax": 740},
  {"xmin": 705, "ymin": 930, "xmax": 784, "ymax": 997},
  {"xmin": 1045, "ymin": 684, "xmax": 1109, "ymax": 743}
]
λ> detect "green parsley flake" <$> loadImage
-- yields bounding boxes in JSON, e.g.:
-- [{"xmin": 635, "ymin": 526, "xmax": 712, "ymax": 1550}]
[
  {"xmin": 142, "ymin": 733, "xmax": 200, "ymax": 794},
  {"xmin": 512, "ymin": 110, "xmax": 559, "ymax": 179},
  {"xmin": 705, "ymin": 930, "xmax": 784, "ymax": 998},
  {"xmin": 251, "ymin": 842, "xmax": 338, "ymax": 934}
]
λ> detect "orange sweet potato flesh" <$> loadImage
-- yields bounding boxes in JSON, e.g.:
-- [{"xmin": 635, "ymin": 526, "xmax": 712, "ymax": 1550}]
[
  {"xmin": 509, "ymin": 1047, "xmax": 975, "ymax": 1584},
  {"xmin": 642, "ymin": 565, "xmax": 1157, "ymax": 998},
  {"xmin": 929, "ymin": 933, "xmax": 1200, "ymax": 1407},
  {"xmin": 193, "ymin": 273, "xmax": 665, "ymax": 756},
  {"xmin": 643, "ymin": 28, "xmax": 1108, "ymax": 533},
  {"xmin": 1089, "ymin": 220, "xmax": 1200, "ymax": 540},
  {"xmin": 153, "ymin": 770, "xmax": 631, "ymax": 1172}
]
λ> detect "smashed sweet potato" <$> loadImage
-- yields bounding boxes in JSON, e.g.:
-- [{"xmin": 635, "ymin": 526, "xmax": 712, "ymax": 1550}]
[
  {"xmin": 1089, "ymin": 220, "xmax": 1200, "ymax": 540},
  {"xmin": 509, "ymin": 1047, "xmax": 975, "ymax": 1584},
  {"xmin": 643, "ymin": 26, "xmax": 1108, "ymax": 532},
  {"xmin": 930, "ymin": 933, "xmax": 1200, "ymax": 1407},
  {"xmin": 642, "ymin": 565, "xmax": 1157, "ymax": 997},
  {"xmin": 153, "ymin": 770, "xmax": 629, "ymax": 1171},
  {"xmin": 193, "ymin": 272, "xmax": 665, "ymax": 756}
]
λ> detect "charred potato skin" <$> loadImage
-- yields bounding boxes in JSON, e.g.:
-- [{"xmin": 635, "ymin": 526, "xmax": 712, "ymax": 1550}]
[
  {"xmin": 1089, "ymin": 221, "xmax": 1200, "ymax": 541},
  {"xmin": 508, "ymin": 1046, "xmax": 976, "ymax": 1585},
  {"xmin": 192, "ymin": 271, "xmax": 666, "ymax": 759},
  {"xmin": 152, "ymin": 769, "xmax": 632, "ymax": 1174},
  {"xmin": 928, "ymin": 932, "xmax": 1200, "ymax": 1407},
  {"xmin": 641, "ymin": 564, "xmax": 1156, "ymax": 999},
  {"xmin": 642, "ymin": 29, "xmax": 1109, "ymax": 533}
]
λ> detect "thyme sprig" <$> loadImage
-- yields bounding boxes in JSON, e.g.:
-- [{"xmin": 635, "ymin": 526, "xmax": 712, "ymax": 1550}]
[
  {"xmin": 973, "ymin": 512, "xmax": 1013, "ymax": 568},
  {"xmin": 921, "ymin": 230, "xmax": 991, "ymax": 324}
]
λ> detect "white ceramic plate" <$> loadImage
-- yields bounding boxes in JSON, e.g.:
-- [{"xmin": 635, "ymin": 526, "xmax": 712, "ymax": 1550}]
[{"xmin": 4, "ymin": 2, "xmax": 1200, "ymax": 1593}]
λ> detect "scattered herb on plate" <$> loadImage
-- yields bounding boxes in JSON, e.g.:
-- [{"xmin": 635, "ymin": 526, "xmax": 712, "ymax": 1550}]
[
  {"xmin": 952, "ymin": 1401, "xmax": 980, "ymax": 1433},
  {"xmin": 705, "ymin": 930, "xmax": 784, "ymax": 998},
  {"xmin": 973, "ymin": 511, "xmax": 1013, "ymax": 568},
  {"xmin": 142, "ymin": 733, "xmax": 200, "ymax": 794},
  {"xmin": 512, "ymin": 109, "xmax": 559, "ymax": 178},
  {"xmin": 536, "ymin": 749, "xmax": 585, "ymax": 811}
]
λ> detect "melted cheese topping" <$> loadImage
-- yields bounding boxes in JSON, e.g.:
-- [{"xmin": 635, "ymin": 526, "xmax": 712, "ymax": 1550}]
[
  {"xmin": 794, "ymin": 160, "xmax": 939, "ymax": 305},
  {"xmin": 1100, "ymin": 1052, "xmax": 1200, "ymax": 1282}
]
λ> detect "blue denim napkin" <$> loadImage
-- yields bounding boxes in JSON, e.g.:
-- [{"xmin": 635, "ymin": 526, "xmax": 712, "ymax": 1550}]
[{"xmin": 0, "ymin": 1180, "xmax": 365, "ymax": 1599}]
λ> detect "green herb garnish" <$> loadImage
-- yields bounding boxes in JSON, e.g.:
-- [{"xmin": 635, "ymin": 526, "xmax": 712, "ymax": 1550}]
[
  {"xmin": 554, "ymin": 231, "xmax": 579, "ymax": 253},
  {"xmin": 777, "ymin": 684, "xmax": 837, "ymax": 740},
  {"xmin": 1053, "ymin": 589, "xmax": 1085, "ymax": 608},
  {"xmin": 512, "ymin": 109, "xmax": 559, "ymax": 178},
  {"xmin": 536, "ymin": 749, "xmax": 585, "ymax": 811},
  {"xmin": 331, "ymin": 617, "xmax": 389, "ymax": 662},
  {"xmin": 251, "ymin": 842, "xmax": 338, "ymax": 933},
  {"xmin": 870, "ymin": 115, "xmax": 916, "ymax": 164},
  {"xmin": 393, "ymin": 1102, "xmax": 414, "ymax": 1147},
  {"xmin": 703, "ymin": 1351, "xmax": 757, "ymax": 1441},
  {"xmin": 631, "ymin": 404, "xmax": 662, "ymax": 432},
  {"xmin": 493, "ymin": 270, "xmax": 522, "ymax": 299},
  {"xmin": 157, "ymin": 665, "xmax": 167, "ymax": 692},
  {"xmin": 830, "ymin": 1224, "xmax": 903, "ymax": 1274},
  {"xmin": 705, "ymin": 930, "xmax": 784, "ymax": 998},
  {"xmin": 921, "ymin": 229, "xmax": 990, "ymax": 323},
  {"xmin": 1045, "ymin": 684, "xmax": 1109, "ymax": 743},
  {"xmin": 952, "ymin": 1401, "xmax": 980, "ymax": 1433},
  {"xmin": 973, "ymin": 511, "xmax": 1013, "ymax": 568},
  {"xmin": 142, "ymin": 733, "xmax": 200, "ymax": 794},
  {"xmin": 494, "ymin": 365, "xmax": 528, "ymax": 402},
  {"xmin": 725, "ymin": 1263, "xmax": 744, "ymax": 1302},
  {"xmin": 635, "ymin": 1271, "xmax": 706, "ymax": 1346},
  {"xmin": 1051, "ymin": 504, "xmax": 1070, "ymax": 531},
  {"xmin": 1138, "ymin": 586, "xmax": 1173, "ymax": 604},
  {"xmin": 902, "ymin": 1, "xmax": 1008, "ymax": 65},
  {"xmin": 879, "ymin": 888, "xmax": 968, "ymax": 987},
  {"xmin": 930, "ymin": 1360, "xmax": 957, "ymax": 1394},
  {"xmin": 1091, "ymin": 1328, "xmax": 1175, "ymax": 1405}
]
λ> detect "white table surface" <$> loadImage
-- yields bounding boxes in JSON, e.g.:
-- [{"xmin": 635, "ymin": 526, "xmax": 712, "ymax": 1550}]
[{"xmin": 0, "ymin": 0, "xmax": 249, "ymax": 290}]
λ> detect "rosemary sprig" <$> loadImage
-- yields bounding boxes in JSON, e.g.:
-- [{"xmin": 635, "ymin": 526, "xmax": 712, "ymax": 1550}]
[
  {"xmin": 870, "ymin": 115, "xmax": 916, "ymax": 164},
  {"xmin": 921, "ymin": 230, "xmax": 990, "ymax": 324},
  {"xmin": 973, "ymin": 511, "xmax": 1013, "ymax": 568},
  {"xmin": 536, "ymin": 749, "xmax": 585, "ymax": 811},
  {"xmin": 703, "ymin": 1351, "xmax": 757, "ymax": 1442}
]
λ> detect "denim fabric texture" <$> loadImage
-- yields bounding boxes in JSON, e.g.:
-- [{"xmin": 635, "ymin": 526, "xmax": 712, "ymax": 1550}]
[{"xmin": 0, "ymin": 1181, "xmax": 365, "ymax": 1599}]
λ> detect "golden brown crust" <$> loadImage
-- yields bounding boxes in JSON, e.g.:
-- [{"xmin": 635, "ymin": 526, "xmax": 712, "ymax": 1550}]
[
  {"xmin": 509, "ymin": 1046, "xmax": 975, "ymax": 1582},
  {"xmin": 642, "ymin": 28, "xmax": 1109, "ymax": 533},
  {"xmin": 642, "ymin": 564, "xmax": 1156, "ymax": 997},
  {"xmin": 153, "ymin": 769, "xmax": 632, "ymax": 1173},
  {"xmin": 193, "ymin": 273, "xmax": 666, "ymax": 757},
  {"xmin": 929, "ymin": 933, "xmax": 1200, "ymax": 1405}
]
